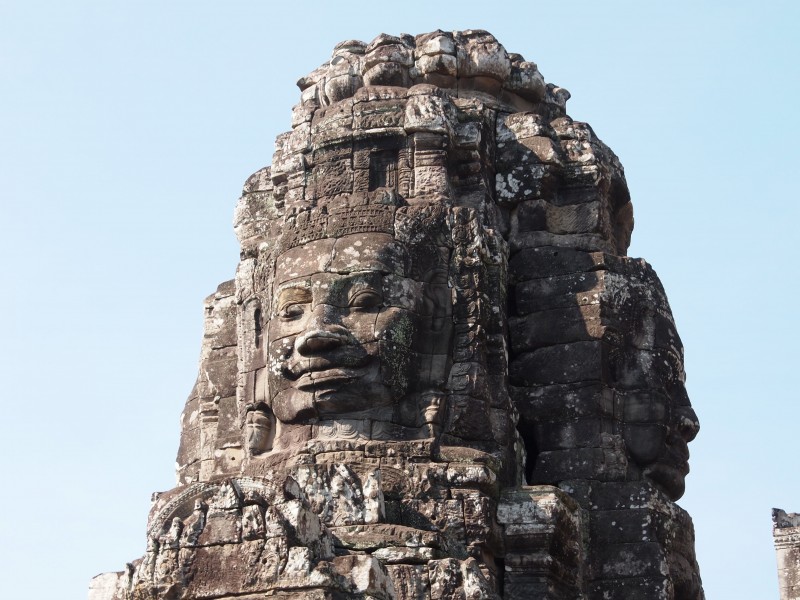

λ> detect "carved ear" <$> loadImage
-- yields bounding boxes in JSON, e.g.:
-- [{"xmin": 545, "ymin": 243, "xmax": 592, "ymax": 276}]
[
  {"xmin": 241, "ymin": 297, "xmax": 265, "ymax": 371},
  {"xmin": 421, "ymin": 268, "xmax": 450, "ymax": 330},
  {"xmin": 245, "ymin": 404, "xmax": 275, "ymax": 456}
]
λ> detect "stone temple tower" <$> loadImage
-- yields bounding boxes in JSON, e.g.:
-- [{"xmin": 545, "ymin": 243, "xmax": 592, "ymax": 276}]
[{"xmin": 89, "ymin": 30, "xmax": 703, "ymax": 600}]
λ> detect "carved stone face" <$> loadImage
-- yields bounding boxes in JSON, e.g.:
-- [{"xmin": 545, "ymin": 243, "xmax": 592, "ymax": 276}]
[
  {"xmin": 265, "ymin": 232, "xmax": 451, "ymax": 430},
  {"xmin": 622, "ymin": 365, "xmax": 699, "ymax": 500}
]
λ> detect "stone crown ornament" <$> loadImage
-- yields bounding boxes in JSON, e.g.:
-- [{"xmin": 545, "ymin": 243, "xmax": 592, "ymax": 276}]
[{"xmin": 89, "ymin": 30, "xmax": 703, "ymax": 600}]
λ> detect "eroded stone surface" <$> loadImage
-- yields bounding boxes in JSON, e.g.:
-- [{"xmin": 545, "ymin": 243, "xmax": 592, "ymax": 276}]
[
  {"xmin": 774, "ymin": 508, "xmax": 800, "ymax": 600},
  {"xmin": 91, "ymin": 30, "xmax": 702, "ymax": 600}
]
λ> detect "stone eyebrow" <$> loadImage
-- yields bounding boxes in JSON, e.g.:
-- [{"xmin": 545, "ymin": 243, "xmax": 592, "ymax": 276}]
[
  {"xmin": 275, "ymin": 286, "xmax": 312, "ymax": 310},
  {"xmin": 331, "ymin": 264, "xmax": 396, "ymax": 275},
  {"xmin": 346, "ymin": 277, "xmax": 383, "ymax": 297}
]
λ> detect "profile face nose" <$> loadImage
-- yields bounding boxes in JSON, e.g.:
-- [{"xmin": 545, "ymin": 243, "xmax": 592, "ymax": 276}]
[
  {"xmin": 675, "ymin": 405, "xmax": 700, "ymax": 443},
  {"xmin": 294, "ymin": 304, "xmax": 350, "ymax": 356}
]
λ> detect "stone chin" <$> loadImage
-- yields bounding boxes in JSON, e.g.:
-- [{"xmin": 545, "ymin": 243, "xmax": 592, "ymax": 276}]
[
  {"xmin": 625, "ymin": 408, "xmax": 698, "ymax": 501},
  {"xmin": 644, "ymin": 455, "xmax": 690, "ymax": 501}
]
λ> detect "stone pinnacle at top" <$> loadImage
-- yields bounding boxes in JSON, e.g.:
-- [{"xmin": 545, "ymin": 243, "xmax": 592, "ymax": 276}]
[
  {"xmin": 89, "ymin": 30, "xmax": 703, "ymax": 600},
  {"xmin": 293, "ymin": 30, "xmax": 567, "ymax": 112}
]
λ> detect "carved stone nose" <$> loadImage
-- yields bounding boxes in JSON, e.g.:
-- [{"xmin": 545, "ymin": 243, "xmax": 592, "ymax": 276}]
[
  {"xmin": 676, "ymin": 406, "xmax": 700, "ymax": 443},
  {"xmin": 295, "ymin": 329, "xmax": 349, "ymax": 355},
  {"xmin": 294, "ymin": 304, "xmax": 350, "ymax": 355}
]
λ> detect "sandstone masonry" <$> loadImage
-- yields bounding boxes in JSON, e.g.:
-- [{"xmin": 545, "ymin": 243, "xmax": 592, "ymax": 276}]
[
  {"xmin": 90, "ymin": 30, "xmax": 703, "ymax": 600},
  {"xmin": 774, "ymin": 508, "xmax": 800, "ymax": 599}
]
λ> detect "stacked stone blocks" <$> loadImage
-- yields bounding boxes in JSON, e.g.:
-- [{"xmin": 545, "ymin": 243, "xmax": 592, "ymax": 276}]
[{"xmin": 90, "ymin": 30, "xmax": 702, "ymax": 600}]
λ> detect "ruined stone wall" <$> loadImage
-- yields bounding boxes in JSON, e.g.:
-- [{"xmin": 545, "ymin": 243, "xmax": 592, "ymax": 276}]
[
  {"xmin": 90, "ymin": 30, "xmax": 702, "ymax": 600},
  {"xmin": 774, "ymin": 508, "xmax": 800, "ymax": 599}
]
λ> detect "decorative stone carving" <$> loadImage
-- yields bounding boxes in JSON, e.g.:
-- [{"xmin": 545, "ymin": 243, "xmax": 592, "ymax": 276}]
[{"xmin": 89, "ymin": 30, "xmax": 703, "ymax": 600}]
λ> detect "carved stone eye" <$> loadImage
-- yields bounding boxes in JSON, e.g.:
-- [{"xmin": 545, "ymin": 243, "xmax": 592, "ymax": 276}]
[
  {"xmin": 276, "ymin": 287, "xmax": 312, "ymax": 320},
  {"xmin": 278, "ymin": 302, "xmax": 307, "ymax": 319},
  {"xmin": 349, "ymin": 290, "xmax": 382, "ymax": 310}
]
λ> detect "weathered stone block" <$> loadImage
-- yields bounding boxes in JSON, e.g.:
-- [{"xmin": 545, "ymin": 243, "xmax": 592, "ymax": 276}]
[
  {"xmin": 494, "ymin": 164, "xmax": 558, "ymax": 205},
  {"xmin": 197, "ymin": 512, "xmax": 242, "ymax": 546},
  {"xmin": 445, "ymin": 394, "xmax": 493, "ymax": 441},
  {"xmin": 333, "ymin": 555, "xmax": 395, "ymax": 598},
  {"xmin": 353, "ymin": 99, "xmax": 406, "ymax": 131},
  {"xmin": 386, "ymin": 564, "xmax": 429, "ymax": 600},
  {"xmin": 589, "ymin": 481, "xmax": 663, "ymax": 511},
  {"xmin": 590, "ymin": 508, "xmax": 659, "ymax": 545},
  {"xmin": 513, "ymin": 198, "xmax": 605, "ymax": 236},
  {"xmin": 588, "ymin": 576, "xmax": 673, "ymax": 600},
  {"xmin": 510, "ymin": 341, "xmax": 613, "ymax": 386},
  {"xmin": 533, "ymin": 417, "xmax": 610, "ymax": 451},
  {"xmin": 512, "ymin": 382, "xmax": 612, "ymax": 422},
  {"xmin": 509, "ymin": 304, "xmax": 604, "ymax": 352},
  {"xmin": 592, "ymin": 542, "xmax": 668, "ymax": 580},
  {"xmin": 515, "ymin": 270, "xmax": 602, "ymax": 313},
  {"xmin": 92, "ymin": 29, "xmax": 702, "ymax": 600},
  {"xmin": 499, "ymin": 487, "xmax": 584, "ymax": 598},
  {"xmin": 509, "ymin": 246, "xmax": 606, "ymax": 282},
  {"xmin": 531, "ymin": 447, "xmax": 627, "ymax": 483},
  {"xmin": 311, "ymin": 159, "xmax": 353, "ymax": 199}
]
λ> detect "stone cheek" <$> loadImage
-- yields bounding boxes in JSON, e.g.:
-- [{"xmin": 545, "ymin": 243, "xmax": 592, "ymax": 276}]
[{"xmin": 91, "ymin": 30, "xmax": 703, "ymax": 600}]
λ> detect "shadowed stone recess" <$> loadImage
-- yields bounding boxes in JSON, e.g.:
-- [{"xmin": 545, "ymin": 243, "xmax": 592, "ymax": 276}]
[{"xmin": 89, "ymin": 30, "xmax": 703, "ymax": 600}]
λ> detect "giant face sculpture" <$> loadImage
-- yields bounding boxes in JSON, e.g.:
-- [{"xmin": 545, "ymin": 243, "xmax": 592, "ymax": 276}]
[
  {"xmin": 264, "ymin": 229, "xmax": 452, "ymax": 441},
  {"xmin": 622, "ymin": 365, "xmax": 700, "ymax": 500},
  {"xmin": 613, "ymin": 302, "xmax": 700, "ymax": 500}
]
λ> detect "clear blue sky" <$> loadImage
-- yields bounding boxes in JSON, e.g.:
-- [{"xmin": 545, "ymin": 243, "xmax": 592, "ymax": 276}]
[{"xmin": 1, "ymin": 1, "xmax": 797, "ymax": 598}]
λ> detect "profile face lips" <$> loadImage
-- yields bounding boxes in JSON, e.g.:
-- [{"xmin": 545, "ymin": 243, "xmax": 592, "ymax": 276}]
[
  {"xmin": 641, "ymin": 412, "xmax": 696, "ymax": 500},
  {"xmin": 646, "ymin": 448, "xmax": 690, "ymax": 500}
]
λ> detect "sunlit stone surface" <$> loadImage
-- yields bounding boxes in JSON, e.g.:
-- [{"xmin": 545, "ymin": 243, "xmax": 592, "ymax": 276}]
[{"xmin": 89, "ymin": 30, "xmax": 702, "ymax": 600}]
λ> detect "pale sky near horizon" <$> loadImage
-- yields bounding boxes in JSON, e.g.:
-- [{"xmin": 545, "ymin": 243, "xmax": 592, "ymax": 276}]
[{"xmin": 1, "ymin": 1, "xmax": 798, "ymax": 598}]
